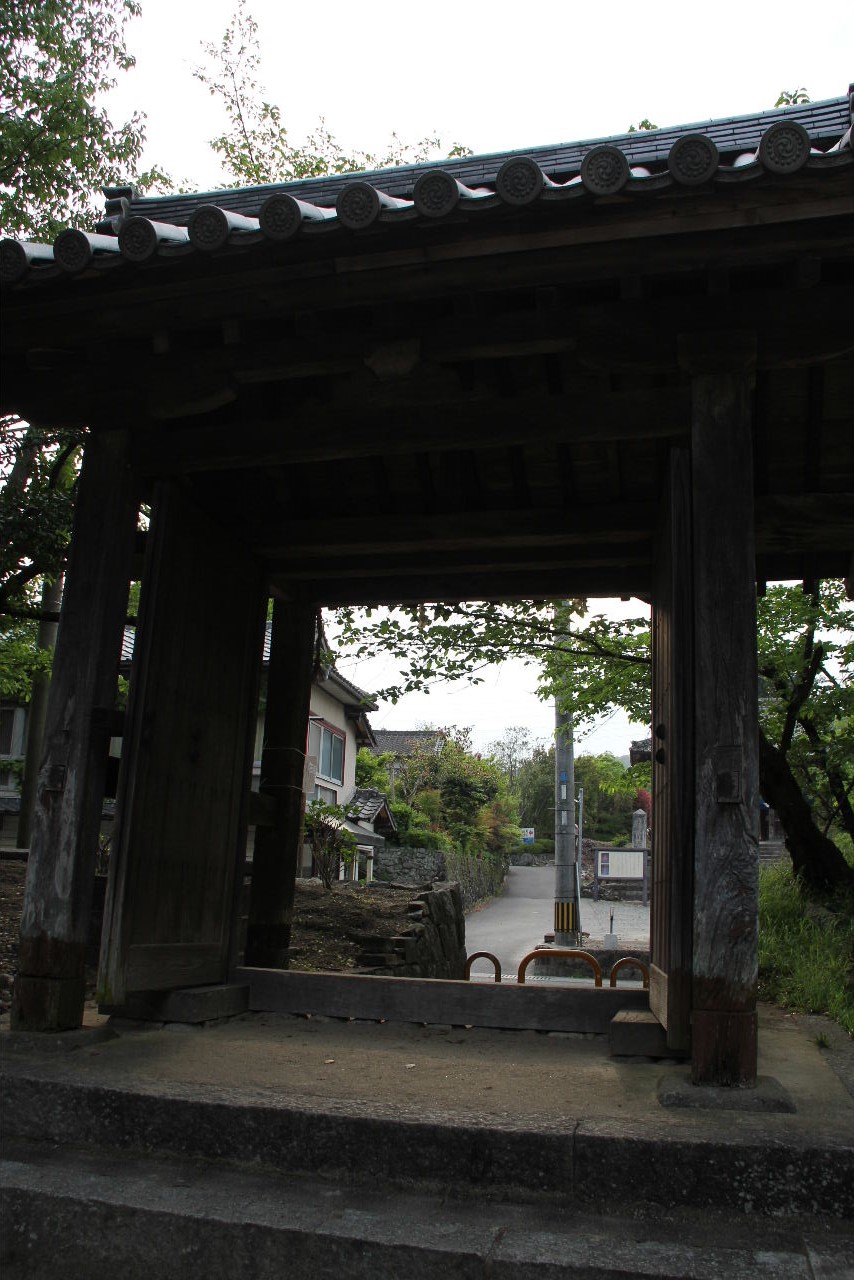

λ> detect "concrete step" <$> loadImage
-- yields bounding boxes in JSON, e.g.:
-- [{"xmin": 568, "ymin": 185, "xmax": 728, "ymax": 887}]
[
  {"xmin": 3, "ymin": 1138, "xmax": 853, "ymax": 1280},
  {"xmin": 3, "ymin": 1061, "xmax": 854, "ymax": 1220}
]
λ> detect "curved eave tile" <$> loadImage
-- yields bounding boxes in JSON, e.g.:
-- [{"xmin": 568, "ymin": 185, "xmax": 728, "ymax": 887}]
[{"xmin": 1, "ymin": 125, "xmax": 851, "ymax": 288}]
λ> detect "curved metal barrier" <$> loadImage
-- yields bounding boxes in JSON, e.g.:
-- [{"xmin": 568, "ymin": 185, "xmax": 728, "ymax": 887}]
[
  {"xmin": 609, "ymin": 956, "xmax": 650, "ymax": 990},
  {"xmin": 464, "ymin": 951, "xmax": 502, "ymax": 983},
  {"xmin": 516, "ymin": 949, "xmax": 603, "ymax": 987}
]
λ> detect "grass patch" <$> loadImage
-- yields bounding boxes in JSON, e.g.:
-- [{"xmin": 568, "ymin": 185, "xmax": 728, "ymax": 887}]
[{"xmin": 758, "ymin": 860, "xmax": 854, "ymax": 1035}]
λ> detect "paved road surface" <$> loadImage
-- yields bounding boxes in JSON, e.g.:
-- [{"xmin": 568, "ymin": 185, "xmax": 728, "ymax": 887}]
[{"xmin": 464, "ymin": 865, "xmax": 649, "ymax": 981}]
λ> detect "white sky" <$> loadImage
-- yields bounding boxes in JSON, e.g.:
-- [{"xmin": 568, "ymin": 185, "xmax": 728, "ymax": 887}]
[
  {"xmin": 106, "ymin": 0, "xmax": 853, "ymax": 192},
  {"xmin": 102, "ymin": 1, "xmax": 850, "ymax": 755}
]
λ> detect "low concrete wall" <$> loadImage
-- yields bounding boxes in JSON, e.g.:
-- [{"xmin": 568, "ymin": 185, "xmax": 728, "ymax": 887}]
[{"xmin": 355, "ymin": 882, "xmax": 466, "ymax": 980}]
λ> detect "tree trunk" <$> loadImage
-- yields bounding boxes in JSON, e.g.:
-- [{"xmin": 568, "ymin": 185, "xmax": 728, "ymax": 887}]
[
  {"xmin": 17, "ymin": 573, "xmax": 64, "ymax": 848},
  {"xmin": 758, "ymin": 728, "xmax": 854, "ymax": 892}
]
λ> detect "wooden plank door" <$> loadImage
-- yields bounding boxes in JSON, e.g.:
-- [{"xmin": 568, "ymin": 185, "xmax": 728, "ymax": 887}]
[
  {"xmin": 649, "ymin": 447, "xmax": 693, "ymax": 1053},
  {"xmin": 98, "ymin": 484, "xmax": 266, "ymax": 1006}
]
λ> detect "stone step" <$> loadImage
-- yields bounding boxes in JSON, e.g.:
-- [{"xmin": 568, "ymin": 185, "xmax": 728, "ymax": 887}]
[
  {"xmin": 3, "ymin": 1138, "xmax": 852, "ymax": 1280},
  {"xmin": 3, "ymin": 1063, "xmax": 853, "ymax": 1219}
]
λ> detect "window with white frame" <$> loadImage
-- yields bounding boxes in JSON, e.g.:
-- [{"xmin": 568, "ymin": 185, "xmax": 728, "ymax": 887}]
[{"xmin": 308, "ymin": 718, "xmax": 345, "ymax": 786}]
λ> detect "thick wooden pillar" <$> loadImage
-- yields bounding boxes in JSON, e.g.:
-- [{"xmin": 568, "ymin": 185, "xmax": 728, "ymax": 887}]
[
  {"xmin": 12, "ymin": 430, "xmax": 138, "ymax": 1031},
  {"xmin": 649, "ymin": 447, "xmax": 694, "ymax": 1054},
  {"xmin": 245, "ymin": 600, "xmax": 317, "ymax": 968},
  {"xmin": 681, "ymin": 333, "xmax": 760, "ymax": 1087}
]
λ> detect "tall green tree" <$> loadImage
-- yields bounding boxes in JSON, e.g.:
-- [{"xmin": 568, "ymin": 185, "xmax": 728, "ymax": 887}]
[
  {"xmin": 193, "ymin": 0, "xmax": 469, "ymax": 188},
  {"xmin": 0, "ymin": 0, "xmax": 152, "ymax": 240},
  {"xmin": 333, "ymin": 585, "xmax": 853, "ymax": 891}
]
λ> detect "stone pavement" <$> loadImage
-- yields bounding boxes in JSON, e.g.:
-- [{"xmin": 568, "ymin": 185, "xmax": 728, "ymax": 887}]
[{"xmin": 2, "ymin": 1000, "xmax": 853, "ymax": 1277}]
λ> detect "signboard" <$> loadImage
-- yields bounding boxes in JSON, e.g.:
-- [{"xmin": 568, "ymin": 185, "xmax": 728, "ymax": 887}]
[
  {"xmin": 598, "ymin": 849, "xmax": 644, "ymax": 878},
  {"xmin": 521, "ymin": 828, "xmax": 535, "ymax": 845}
]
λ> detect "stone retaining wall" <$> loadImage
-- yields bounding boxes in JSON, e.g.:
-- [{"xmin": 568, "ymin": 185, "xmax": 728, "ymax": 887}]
[
  {"xmin": 355, "ymin": 882, "xmax": 466, "ymax": 980},
  {"xmin": 374, "ymin": 845, "xmax": 506, "ymax": 912},
  {"xmin": 373, "ymin": 845, "xmax": 446, "ymax": 885}
]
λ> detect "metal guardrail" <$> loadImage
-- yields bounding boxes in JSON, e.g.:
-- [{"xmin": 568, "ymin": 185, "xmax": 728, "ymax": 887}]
[
  {"xmin": 609, "ymin": 956, "xmax": 650, "ymax": 989},
  {"xmin": 516, "ymin": 949, "xmax": 603, "ymax": 986},
  {"xmin": 464, "ymin": 951, "xmax": 502, "ymax": 983}
]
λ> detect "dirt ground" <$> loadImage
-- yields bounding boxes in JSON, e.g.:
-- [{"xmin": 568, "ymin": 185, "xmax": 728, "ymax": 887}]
[{"xmin": 0, "ymin": 860, "xmax": 420, "ymax": 998}]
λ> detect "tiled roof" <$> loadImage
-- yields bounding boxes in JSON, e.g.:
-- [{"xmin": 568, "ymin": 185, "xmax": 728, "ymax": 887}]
[
  {"xmin": 347, "ymin": 787, "xmax": 397, "ymax": 838},
  {"xmin": 348, "ymin": 788, "xmax": 390, "ymax": 823},
  {"xmin": 373, "ymin": 729, "xmax": 444, "ymax": 758},
  {"xmin": 1, "ymin": 94, "xmax": 850, "ymax": 286},
  {"xmin": 630, "ymin": 738, "xmax": 653, "ymax": 765}
]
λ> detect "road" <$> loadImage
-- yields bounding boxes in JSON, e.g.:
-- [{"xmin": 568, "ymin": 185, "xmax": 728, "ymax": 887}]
[{"xmin": 463, "ymin": 865, "xmax": 650, "ymax": 982}]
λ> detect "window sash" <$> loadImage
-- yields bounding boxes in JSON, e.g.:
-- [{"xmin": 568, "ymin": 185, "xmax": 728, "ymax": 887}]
[{"xmin": 316, "ymin": 723, "xmax": 344, "ymax": 785}]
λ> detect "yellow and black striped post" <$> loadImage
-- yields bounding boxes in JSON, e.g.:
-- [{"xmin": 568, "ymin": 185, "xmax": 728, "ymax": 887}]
[{"xmin": 554, "ymin": 899, "xmax": 578, "ymax": 937}]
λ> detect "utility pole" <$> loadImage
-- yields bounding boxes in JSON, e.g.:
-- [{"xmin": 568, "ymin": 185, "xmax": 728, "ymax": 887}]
[{"xmin": 554, "ymin": 703, "xmax": 581, "ymax": 946}]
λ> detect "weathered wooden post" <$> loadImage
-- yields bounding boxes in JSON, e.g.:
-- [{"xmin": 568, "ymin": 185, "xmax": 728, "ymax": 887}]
[
  {"xmin": 12, "ymin": 429, "xmax": 139, "ymax": 1031},
  {"xmin": 245, "ymin": 600, "xmax": 317, "ymax": 968},
  {"xmin": 649, "ymin": 448, "xmax": 694, "ymax": 1057},
  {"xmin": 680, "ymin": 332, "xmax": 760, "ymax": 1087}
]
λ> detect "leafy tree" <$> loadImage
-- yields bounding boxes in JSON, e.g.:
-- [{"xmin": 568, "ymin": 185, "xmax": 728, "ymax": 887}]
[
  {"xmin": 0, "ymin": 0, "xmax": 155, "ymax": 240},
  {"xmin": 0, "ymin": 421, "xmax": 82, "ymax": 615},
  {"xmin": 514, "ymin": 745, "xmax": 555, "ymax": 836},
  {"xmin": 354, "ymin": 747, "xmax": 393, "ymax": 792},
  {"xmin": 1, "ymin": 0, "xmax": 161, "ymax": 724},
  {"xmin": 382, "ymin": 727, "xmax": 517, "ymax": 860},
  {"xmin": 756, "ymin": 581, "xmax": 853, "ymax": 890},
  {"xmin": 627, "ymin": 119, "xmax": 658, "ymax": 133},
  {"xmin": 193, "ymin": 0, "xmax": 469, "ymax": 189},
  {"xmin": 513, "ymin": 744, "xmax": 645, "ymax": 845},
  {"xmin": 775, "ymin": 89, "xmax": 811, "ymax": 107},
  {"xmin": 333, "ymin": 584, "xmax": 853, "ymax": 891},
  {"xmin": 486, "ymin": 725, "xmax": 538, "ymax": 787},
  {"xmin": 303, "ymin": 798, "xmax": 356, "ymax": 890}
]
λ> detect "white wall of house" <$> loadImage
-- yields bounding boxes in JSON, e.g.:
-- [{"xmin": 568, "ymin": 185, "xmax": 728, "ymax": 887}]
[
  {"xmin": 307, "ymin": 684, "xmax": 358, "ymax": 807},
  {"xmin": 251, "ymin": 679, "xmax": 359, "ymax": 810}
]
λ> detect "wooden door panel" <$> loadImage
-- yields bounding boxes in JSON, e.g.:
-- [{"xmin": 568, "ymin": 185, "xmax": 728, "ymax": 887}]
[{"xmin": 98, "ymin": 484, "xmax": 265, "ymax": 1004}]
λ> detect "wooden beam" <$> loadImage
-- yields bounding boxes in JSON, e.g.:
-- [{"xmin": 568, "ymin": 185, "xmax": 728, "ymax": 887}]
[
  {"xmin": 755, "ymin": 493, "xmax": 854, "ymax": 552},
  {"xmin": 253, "ymin": 504, "xmax": 657, "ymax": 558},
  {"xmin": 245, "ymin": 601, "xmax": 316, "ymax": 969},
  {"xmin": 12, "ymin": 430, "xmax": 139, "ymax": 1032},
  {"xmin": 681, "ymin": 332, "xmax": 759, "ymax": 1088},
  {"xmin": 274, "ymin": 565, "xmax": 653, "ymax": 606},
  {"xmin": 265, "ymin": 543, "xmax": 652, "ymax": 581},
  {"xmin": 129, "ymin": 386, "xmax": 690, "ymax": 476},
  {"xmin": 237, "ymin": 966, "xmax": 648, "ymax": 1033}
]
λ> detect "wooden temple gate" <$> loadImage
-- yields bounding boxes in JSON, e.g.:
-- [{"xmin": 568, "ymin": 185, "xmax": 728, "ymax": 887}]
[{"xmin": 2, "ymin": 92, "xmax": 852, "ymax": 1086}]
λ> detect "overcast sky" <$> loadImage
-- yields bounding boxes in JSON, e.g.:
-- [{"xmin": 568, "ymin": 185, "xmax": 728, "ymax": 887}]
[
  {"xmin": 107, "ymin": 0, "xmax": 853, "ymax": 192},
  {"xmin": 102, "ymin": 1, "xmax": 851, "ymax": 755}
]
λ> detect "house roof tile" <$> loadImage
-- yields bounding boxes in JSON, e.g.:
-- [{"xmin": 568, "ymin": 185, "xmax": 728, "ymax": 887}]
[{"xmin": 2, "ymin": 93, "xmax": 850, "ymax": 287}]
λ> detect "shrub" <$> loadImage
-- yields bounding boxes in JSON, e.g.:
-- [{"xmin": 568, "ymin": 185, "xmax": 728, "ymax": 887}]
[
  {"xmin": 304, "ymin": 798, "xmax": 356, "ymax": 890},
  {"xmin": 758, "ymin": 860, "xmax": 854, "ymax": 1035}
]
